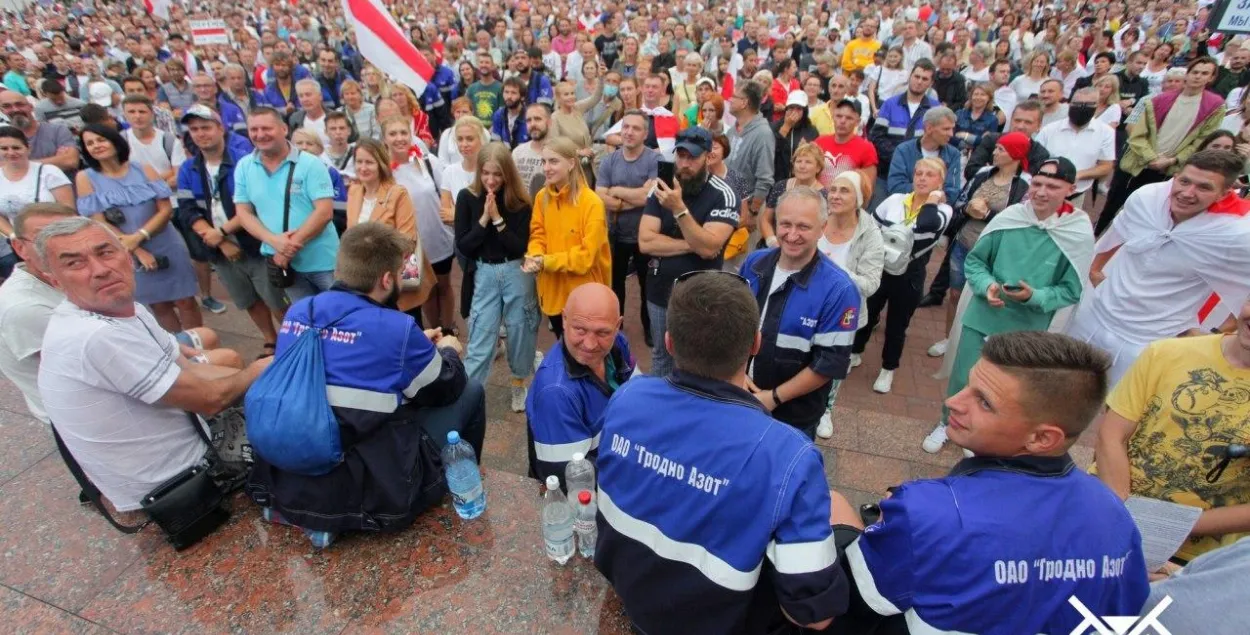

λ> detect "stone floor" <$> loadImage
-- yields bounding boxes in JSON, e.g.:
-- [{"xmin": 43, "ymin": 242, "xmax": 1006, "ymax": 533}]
[{"xmin": 0, "ymin": 245, "xmax": 1100, "ymax": 632}]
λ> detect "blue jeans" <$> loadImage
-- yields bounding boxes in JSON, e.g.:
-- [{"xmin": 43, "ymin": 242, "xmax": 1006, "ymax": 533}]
[
  {"xmin": 646, "ymin": 301, "xmax": 673, "ymax": 377},
  {"xmin": 287, "ymin": 270, "xmax": 335, "ymax": 303},
  {"xmin": 948, "ymin": 240, "xmax": 971, "ymax": 290},
  {"xmin": 464, "ymin": 260, "xmax": 541, "ymax": 383}
]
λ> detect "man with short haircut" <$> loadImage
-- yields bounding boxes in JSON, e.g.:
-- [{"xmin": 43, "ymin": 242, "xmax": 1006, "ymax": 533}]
[
  {"xmin": 122, "ymin": 75, "xmax": 179, "ymax": 138},
  {"xmin": 813, "ymin": 99, "xmax": 878, "ymax": 195},
  {"xmin": 190, "ymin": 72, "xmax": 246, "ymax": 135},
  {"xmin": 511, "ymin": 103, "xmax": 550, "ymax": 191},
  {"xmin": 290, "ymin": 78, "xmax": 333, "ymax": 148},
  {"xmin": 248, "ymin": 222, "xmax": 482, "ymax": 547},
  {"xmin": 597, "ymin": 110, "xmax": 659, "ymax": 347},
  {"xmin": 1038, "ymin": 79, "xmax": 1069, "ymax": 125},
  {"xmin": 868, "ymin": 59, "xmax": 938, "ymax": 202},
  {"xmin": 841, "ymin": 20, "xmax": 881, "ymax": 73},
  {"xmin": 899, "ymin": 20, "xmax": 933, "ymax": 71},
  {"xmin": 839, "ymin": 331, "xmax": 1148, "ymax": 632},
  {"xmin": 595, "ymin": 271, "xmax": 849, "ymax": 634},
  {"xmin": 931, "ymin": 44, "xmax": 968, "ymax": 108},
  {"xmin": 1067, "ymin": 150, "xmax": 1250, "ymax": 386},
  {"xmin": 526, "ymin": 282, "xmax": 635, "ymax": 486},
  {"xmin": 887, "ymin": 106, "xmax": 961, "ymax": 203},
  {"xmin": 490, "ymin": 77, "xmax": 529, "ymax": 149},
  {"xmin": 1034, "ymin": 87, "xmax": 1116, "ymax": 200},
  {"xmin": 740, "ymin": 187, "xmax": 861, "ymax": 439},
  {"xmin": 1115, "ymin": 51, "xmax": 1151, "ymax": 116},
  {"xmin": 988, "ymin": 59, "xmax": 1017, "ymax": 124},
  {"xmin": 639, "ymin": 127, "xmax": 739, "ymax": 377},
  {"xmin": 1097, "ymin": 57, "xmax": 1226, "ymax": 235},
  {"xmin": 468, "ymin": 52, "xmax": 504, "ymax": 126},
  {"xmin": 0, "ymin": 89, "xmax": 78, "ymax": 174},
  {"xmin": 1211, "ymin": 45, "xmax": 1250, "ymax": 98},
  {"xmin": 924, "ymin": 158, "xmax": 1095, "ymax": 454},
  {"xmin": 516, "ymin": 46, "xmax": 554, "ymax": 106},
  {"xmin": 33, "ymin": 79, "xmax": 86, "ymax": 130},
  {"xmin": 314, "ymin": 48, "xmax": 351, "ymax": 110},
  {"xmin": 726, "ymin": 79, "xmax": 775, "ymax": 215},
  {"xmin": 121, "ymin": 95, "xmax": 187, "ymax": 188},
  {"xmin": 1095, "ymin": 295, "xmax": 1250, "ymax": 564},
  {"xmin": 322, "ymin": 111, "xmax": 355, "ymax": 176},
  {"xmin": 0, "ymin": 204, "xmax": 78, "ymax": 422},
  {"xmin": 175, "ymin": 106, "xmax": 284, "ymax": 353},
  {"xmin": 36, "ymin": 217, "xmax": 267, "ymax": 512},
  {"xmin": 963, "ymin": 99, "xmax": 1050, "ymax": 179},
  {"xmin": 234, "ymin": 107, "xmax": 339, "ymax": 302}
]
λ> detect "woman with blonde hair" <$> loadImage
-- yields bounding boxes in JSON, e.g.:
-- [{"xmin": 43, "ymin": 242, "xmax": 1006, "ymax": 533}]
[
  {"xmin": 1010, "ymin": 50, "xmax": 1051, "ymax": 101},
  {"xmin": 851, "ymin": 157, "xmax": 952, "ymax": 394},
  {"xmin": 523, "ymin": 137, "xmax": 611, "ymax": 338},
  {"xmin": 1093, "ymin": 74, "xmax": 1123, "ymax": 128},
  {"xmin": 551, "ymin": 80, "xmax": 600, "ymax": 151},
  {"xmin": 759, "ymin": 142, "xmax": 825, "ymax": 248},
  {"xmin": 384, "ymin": 116, "xmax": 457, "ymax": 332},
  {"xmin": 455, "ymin": 142, "xmax": 539, "ymax": 410},
  {"xmin": 440, "ymin": 115, "xmax": 488, "ymax": 230},
  {"xmin": 340, "ymin": 78, "xmax": 380, "ymax": 141},
  {"xmin": 290, "ymin": 129, "xmax": 350, "ymax": 235},
  {"xmin": 345, "ymin": 138, "xmax": 435, "ymax": 317}
]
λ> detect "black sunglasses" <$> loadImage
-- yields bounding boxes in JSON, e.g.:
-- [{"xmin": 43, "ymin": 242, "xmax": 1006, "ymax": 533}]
[{"xmin": 676, "ymin": 269, "xmax": 748, "ymax": 285}]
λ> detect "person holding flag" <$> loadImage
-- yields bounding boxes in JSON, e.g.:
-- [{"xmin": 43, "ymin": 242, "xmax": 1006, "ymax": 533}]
[{"xmin": 924, "ymin": 158, "xmax": 1095, "ymax": 455}]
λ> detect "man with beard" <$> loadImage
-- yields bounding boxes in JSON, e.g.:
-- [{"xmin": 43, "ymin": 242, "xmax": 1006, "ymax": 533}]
[
  {"xmin": 490, "ymin": 78, "xmax": 529, "ymax": 149},
  {"xmin": 247, "ymin": 222, "xmax": 481, "ymax": 549},
  {"xmin": 512, "ymin": 103, "xmax": 550, "ymax": 191},
  {"xmin": 639, "ymin": 127, "xmax": 739, "ymax": 377},
  {"xmin": 740, "ymin": 187, "xmax": 861, "ymax": 439},
  {"xmin": 468, "ymin": 51, "xmax": 504, "ymax": 126},
  {"xmin": 262, "ymin": 51, "xmax": 302, "ymax": 115},
  {"xmin": 517, "ymin": 47, "xmax": 554, "ymax": 107},
  {"xmin": 0, "ymin": 90, "xmax": 78, "ymax": 174}
]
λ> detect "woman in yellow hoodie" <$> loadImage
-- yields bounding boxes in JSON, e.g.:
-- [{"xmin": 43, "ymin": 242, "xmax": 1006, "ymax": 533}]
[{"xmin": 523, "ymin": 137, "xmax": 611, "ymax": 337}]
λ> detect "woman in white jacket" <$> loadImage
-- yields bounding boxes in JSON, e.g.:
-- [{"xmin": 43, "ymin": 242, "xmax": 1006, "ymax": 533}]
[{"xmin": 815, "ymin": 171, "xmax": 885, "ymax": 437}]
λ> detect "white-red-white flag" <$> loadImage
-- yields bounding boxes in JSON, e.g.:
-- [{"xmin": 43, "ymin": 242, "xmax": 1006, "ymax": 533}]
[
  {"xmin": 342, "ymin": 0, "xmax": 434, "ymax": 96},
  {"xmin": 143, "ymin": 0, "xmax": 171, "ymax": 22}
]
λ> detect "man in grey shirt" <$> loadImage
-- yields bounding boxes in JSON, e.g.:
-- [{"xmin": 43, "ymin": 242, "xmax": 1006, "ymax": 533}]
[
  {"xmin": 1140, "ymin": 537, "xmax": 1250, "ymax": 635},
  {"xmin": 726, "ymin": 79, "xmax": 775, "ymax": 217},
  {"xmin": 595, "ymin": 110, "xmax": 659, "ymax": 347},
  {"xmin": 0, "ymin": 90, "xmax": 79, "ymax": 175},
  {"xmin": 34, "ymin": 79, "xmax": 86, "ymax": 132}
]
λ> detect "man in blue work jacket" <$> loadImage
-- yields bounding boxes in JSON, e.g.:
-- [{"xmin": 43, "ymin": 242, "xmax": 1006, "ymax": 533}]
[
  {"xmin": 595, "ymin": 271, "xmax": 847, "ymax": 635},
  {"xmin": 741, "ymin": 186, "xmax": 861, "ymax": 439},
  {"xmin": 833, "ymin": 331, "xmax": 1150, "ymax": 634},
  {"xmin": 526, "ymin": 282, "xmax": 635, "ymax": 488}
]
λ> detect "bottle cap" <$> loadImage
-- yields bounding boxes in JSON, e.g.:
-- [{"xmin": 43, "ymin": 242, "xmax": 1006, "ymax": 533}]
[
  {"xmin": 572, "ymin": 452, "xmax": 585, "ymax": 462},
  {"xmin": 447, "ymin": 431, "xmax": 460, "ymax": 444},
  {"xmin": 578, "ymin": 490, "xmax": 592, "ymax": 505},
  {"xmin": 546, "ymin": 475, "xmax": 560, "ymax": 489}
]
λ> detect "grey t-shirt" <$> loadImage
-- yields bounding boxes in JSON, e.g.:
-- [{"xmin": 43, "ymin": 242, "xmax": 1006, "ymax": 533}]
[
  {"xmin": 598, "ymin": 147, "xmax": 659, "ymax": 243},
  {"xmin": 34, "ymin": 96, "xmax": 87, "ymax": 130},
  {"xmin": 1142, "ymin": 537, "xmax": 1250, "ymax": 635},
  {"xmin": 28, "ymin": 121, "xmax": 76, "ymax": 163}
]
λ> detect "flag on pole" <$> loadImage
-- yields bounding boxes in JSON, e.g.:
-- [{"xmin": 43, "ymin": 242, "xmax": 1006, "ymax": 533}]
[
  {"xmin": 143, "ymin": 0, "xmax": 171, "ymax": 22},
  {"xmin": 342, "ymin": 0, "xmax": 434, "ymax": 96}
]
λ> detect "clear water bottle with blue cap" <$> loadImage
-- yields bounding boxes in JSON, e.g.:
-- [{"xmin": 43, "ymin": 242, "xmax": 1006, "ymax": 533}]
[{"xmin": 442, "ymin": 431, "xmax": 486, "ymax": 519}]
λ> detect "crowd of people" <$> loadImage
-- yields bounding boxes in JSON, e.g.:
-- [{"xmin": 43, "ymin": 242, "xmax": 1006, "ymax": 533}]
[{"xmin": 0, "ymin": 0, "xmax": 1248, "ymax": 632}]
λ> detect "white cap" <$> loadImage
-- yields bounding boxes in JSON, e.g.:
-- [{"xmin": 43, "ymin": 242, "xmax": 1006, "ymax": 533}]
[
  {"xmin": 88, "ymin": 82, "xmax": 113, "ymax": 107},
  {"xmin": 572, "ymin": 452, "xmax": 585, "ymax": 462},
  {"xmin": 785, "ymin": 90, "xmax": 809, "ymax": 109},
  {"xmin": 546, "ymin": 475, "xmax": 560, "ymax": 489}
]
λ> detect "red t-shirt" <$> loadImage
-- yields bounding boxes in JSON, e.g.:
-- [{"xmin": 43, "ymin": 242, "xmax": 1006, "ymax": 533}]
[{"xmin": 814, "ymin": 135, "xmax": 878, "ymax": 184}]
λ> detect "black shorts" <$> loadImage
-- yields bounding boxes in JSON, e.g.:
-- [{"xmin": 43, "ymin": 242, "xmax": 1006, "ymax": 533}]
[{"xmin": 432, "ymin": 256, "xmax": 454, "ymax": 275}]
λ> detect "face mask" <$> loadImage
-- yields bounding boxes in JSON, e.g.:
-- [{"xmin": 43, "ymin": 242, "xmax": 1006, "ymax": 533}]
[
  {"xmin": 603, "ymin": 84, "xmax": 619, "ymax": 98},
  {"xmin": 1068, "ymin": 103, "xmax": 1095, "ymax": 127}
]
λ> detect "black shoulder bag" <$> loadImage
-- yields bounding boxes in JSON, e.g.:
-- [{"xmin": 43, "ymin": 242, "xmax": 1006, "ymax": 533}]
[
  {"xmin": 51, "ymin": 412, "xmax": 230, "ymax": 551},
  {"xmin": 265, "ymin": 161, "xmax": 299, "ymax": 289}
]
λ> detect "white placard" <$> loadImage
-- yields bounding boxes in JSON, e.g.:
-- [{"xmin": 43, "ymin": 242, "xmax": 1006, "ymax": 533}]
[{"xmin": 190, "ymin": 19, "xmax": 230, "ymax": 46}]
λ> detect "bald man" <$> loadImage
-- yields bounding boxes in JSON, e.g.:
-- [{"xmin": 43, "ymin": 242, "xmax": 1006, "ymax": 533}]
[{"xmin": 526, "ymin": 283, "xmax": 638, "ymax": 489}]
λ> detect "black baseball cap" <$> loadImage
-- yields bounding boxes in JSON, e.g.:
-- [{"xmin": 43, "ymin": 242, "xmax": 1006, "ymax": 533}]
[
  {"xmin": 675, "ymin": 127, "xmax": 713, "ymax": 157},
  {"xmin": 1035, "ymin": 158, "xmax": 1077, "ymax": 184}
]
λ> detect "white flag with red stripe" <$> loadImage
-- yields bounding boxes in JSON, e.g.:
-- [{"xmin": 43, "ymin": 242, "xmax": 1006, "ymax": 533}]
[
  {"xmin": 143, "ymin": 0, "xmax": 171, "ymax": 21},
  {"xmin": 342, "ymin": 0, "xmax": 434, "ymax": 96}
]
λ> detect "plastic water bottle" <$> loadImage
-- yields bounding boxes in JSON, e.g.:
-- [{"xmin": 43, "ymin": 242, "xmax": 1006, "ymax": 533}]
[
  {"xmin": 574, "ymin": 490, "xmax": 598, "ymax": 559},
  {"xmin": 565, "ymin": 452, "xmax": 596, "ymax": 504},
  {"xmin": 542, "ymin": 475, "xmax": 576, "ymax": 565},
  {"xmin": 442, "ymin": 431, "xmax": 486, "ymax": 519}
]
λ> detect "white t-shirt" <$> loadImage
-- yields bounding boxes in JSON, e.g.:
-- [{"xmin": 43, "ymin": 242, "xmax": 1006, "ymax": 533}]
[
  {"xmin": 394, "ymin": 157, "xmax": 454, "ymax": 262},
  {"xmin": 124, "ymin": 129, "xmax": 187, "ymax": 193},
  {"xmin": 38, "ymin": 302, "xmax": 207, "ymax": 511},
  {"xmin": 0, "ymin": 163, "xmax": 71, "ymax": 222},
  {"xmin": 440, "ymin": 162, "xmax": 477, "ymax": 209},
  {"xmin": 818, "ymin": 236, "xmax": 852, "ymax": 269},
  {"xmin": 302, "ymin": 111, "xmax": 331, "ymax": 148},
  {"xmin": 359, "ymin": 195, "xmax": 378, "ymax": 223},
  {"xmin": 0, "ymin": 266, "xmax": 64, "ymax": 422},
  {"xmin": 749, "ymin": 265, "xmax": 799, "ymax": 379}
]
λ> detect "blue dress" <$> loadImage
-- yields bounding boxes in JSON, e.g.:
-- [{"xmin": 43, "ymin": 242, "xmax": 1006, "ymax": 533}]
[{"xmin": 78, "ymin": 165, "xmax": 197, "ymax": 305}]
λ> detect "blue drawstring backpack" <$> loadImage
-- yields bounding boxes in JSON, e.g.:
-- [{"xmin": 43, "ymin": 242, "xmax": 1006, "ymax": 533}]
[{"xmin": 245, "ymin": 295, "xmax": 347, "ymax": 476}]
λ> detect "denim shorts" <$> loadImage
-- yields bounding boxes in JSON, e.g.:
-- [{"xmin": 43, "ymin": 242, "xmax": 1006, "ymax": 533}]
[{"xmin": 948, "ymin": 240, "xmax": 971, "ymax": 290}]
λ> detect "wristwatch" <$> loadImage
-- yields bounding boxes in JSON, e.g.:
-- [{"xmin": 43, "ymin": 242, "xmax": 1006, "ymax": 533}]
[{"xmin": 674, "ymin": 210, "xmax": 691, "ymax": 222}]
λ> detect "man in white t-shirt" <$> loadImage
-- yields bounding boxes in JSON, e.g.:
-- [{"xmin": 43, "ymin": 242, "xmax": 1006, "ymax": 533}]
[
  {"xmin": 35, "ymin": 217, "xmax": 269, "ymax": 511},
  {"xmin": 121, "ymin": 94, "xmax": 186, "ymax": 189},
  {"xmin": 512, "ymin": 103, "xmax": 550, "ymax": 192},
  {"xmin": 292, "ymin": 79, "xmax": 332, "ymax": 149},
  {"xmin": 0, "ymin": 203, "xmax": 77, "ymax": 422}
]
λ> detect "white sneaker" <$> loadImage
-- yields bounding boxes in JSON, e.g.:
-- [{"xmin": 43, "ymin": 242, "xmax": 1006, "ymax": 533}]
[
  {"xmin": 927, "ymin": 339, "xmax": 949, "ymax": 357},
  {"xmin": 873, "ymin": 369, "xmax": 894, "ymax": 393},
  {"xmin": 849, "ymin": 353, "xmax": 862, "ymax": 369},
  {"xmin": 511, "ymin": 385, "xmax": 527, "ymax": 412},
  {"xmin": 963, "ymin": 448, "xmax": 974, "ymax": 458},
  {"xmin": 922, "ymin": 423, "xmax": 949, "ymax": 454},
  {"xmin": 816, "ymin": 412, "xmax": 834, "ymax": 438}
]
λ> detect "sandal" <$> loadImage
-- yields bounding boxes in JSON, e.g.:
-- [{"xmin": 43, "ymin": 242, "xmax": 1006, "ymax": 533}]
[{"xmin": 259, "ymin": 342, "xmax": 276, "ymax": 359}]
